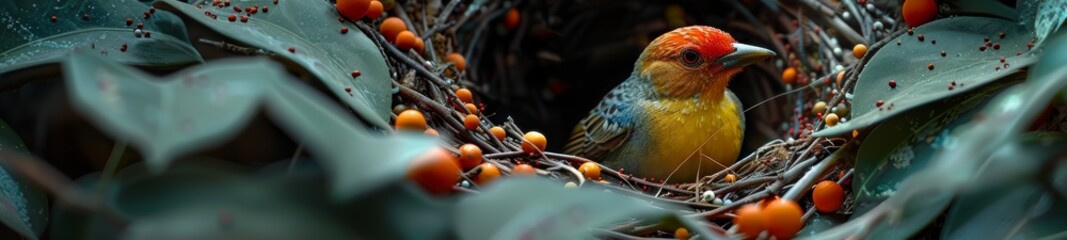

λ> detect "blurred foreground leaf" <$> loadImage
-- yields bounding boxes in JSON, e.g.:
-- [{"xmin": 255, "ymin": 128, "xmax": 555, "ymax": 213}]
[
  {"xmin": 457, "ymin": 179, "xmax": 718, "ymax": 240},
  {"xmin": 942, "ymin": 134, "xmax": 1067, "ymax": 239},
  {"xmin": 115, "ymin": 161, "xmax": 358, "ymax": 240},
  {"xmin": 64, "ymin": 52, "xmax": 435, "ymax": 200}
]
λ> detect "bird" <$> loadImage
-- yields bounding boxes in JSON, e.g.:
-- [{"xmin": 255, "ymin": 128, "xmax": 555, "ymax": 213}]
[{"xmin": 564, "ymin": 26, "xmax": 774, "ymax": 183}]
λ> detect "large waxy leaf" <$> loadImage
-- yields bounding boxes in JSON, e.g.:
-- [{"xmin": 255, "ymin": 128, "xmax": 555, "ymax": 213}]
[
  {"xmin": 1019, "ymin": 0, "xmax": 1067, "ymax": 47},
  {"xmin": 0, "ymin": 0, "xmax": 202, "ymax": 76},
  {"xmin": 456, "ymin": 179, "xmax": 719, "ymax": 240},
  {"xmin": 942, "ymin": 134, "xmax": 1067, "ymax": 239},
  {"xmin": 64, "ymin": 52, "xmax": 435, "ymax": 200},
  {"xmin": 815, "ymin": 17, "xmax": 1037, "ymax": 137},
  {"xmin": 848, "ymin": 80, "xmax": 1014, "ymax": 239},
  {"xmin": 156, "ymin": 0, "xmax": 392, "ymax": 129},
  {"xmin": 0, "ymin": 119, "xmax": 48, "ymax": 239}
]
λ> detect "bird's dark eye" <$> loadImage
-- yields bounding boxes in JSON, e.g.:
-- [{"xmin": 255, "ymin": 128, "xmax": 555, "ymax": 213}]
[{"xmin": 680, "ymin": 49, "xmax": 702, "ymax": 67}]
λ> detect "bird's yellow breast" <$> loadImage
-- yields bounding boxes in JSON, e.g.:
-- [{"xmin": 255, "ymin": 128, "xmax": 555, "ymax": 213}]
[{"xmin": 638, "ymin": 96, "xmax": 743, "ymax": 182}]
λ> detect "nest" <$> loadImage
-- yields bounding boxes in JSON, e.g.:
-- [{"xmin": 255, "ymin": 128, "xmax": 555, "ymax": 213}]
[{"xmin": 369, "ymin": 0, "xmax": 902, "ymax": 237}]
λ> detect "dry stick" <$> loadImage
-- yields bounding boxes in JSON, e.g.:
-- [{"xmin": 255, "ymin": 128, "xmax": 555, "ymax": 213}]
[
  {"xmin": 711, "ymin": 176, "xmax": 777, "ymax": 196},
  {"xmin": 691, "ymin": 155, "xmax": 822, "ymax": 219},
  {"xmin": 394, "ymin": 82, "xmax": 502, "ymax": 153},
  {"xmin": 545, "ymin": 152, "xmax": 694, "ymax": 195},
  {"xmin": 783, "ymin": 144, "xmax": 851, "ymax": 200},
  {"xmin": 829, "ymin": 29, "xmax": 905, "ymax": 109},
  {"xmin": 422, "ymin": 0, "xmax": 462, "ymax": 39},
  {"xmin": 361, "ymin": 20, "xmax": 511, "ymax": 152},
  {"xmin": 362, "ymin": 19, "xmax": 507, "ymax": 152},
  {"xmin": 0, "ymin": 150, "xmax": 130, "ymax": 228}
]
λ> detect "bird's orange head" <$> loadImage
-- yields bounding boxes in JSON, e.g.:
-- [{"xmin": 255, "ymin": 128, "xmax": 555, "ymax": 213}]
[{"xmin": 636, "ymin": 26, "xmax": 775, "ymax": 99}]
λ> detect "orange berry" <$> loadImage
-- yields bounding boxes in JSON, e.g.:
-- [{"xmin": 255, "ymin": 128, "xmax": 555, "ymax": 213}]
[
  {"xmin": 853, "ymin": 44, "xmax": 868, "ymax": 59},
  {"xmin": 413, "ymin": 37, "xmax": 425, "ymax": 53},
  {"xmin": 782, "ymin": 67, "xmax": 797, "ymax": 84},
  {"xmin": 336, "ymin": 0, "xmax": 371, "ymax": 21},
  {"xmin": 733, "ymin": 204, "xmax": 766, "ymax": 239},
  {"xmin": 725, "ymin": 173, "xmax": 737, "ymax": 183},
  {"xmin": 395, "ymin": 110, "xmax": 427, "ymax": 131},
  {"xmin": 379, "ymin": 17, "xmax": 407, "ymax": 43},
  {"xmin": 365, "ymin": 0, "xmax": 383, "ymax": 19},
  {"xmin": 407, "ymin": 147, "xmax": 461, "ymax": 196},
  {"xmin": 455, "ymin": 88, "xmax": 474, "ymax": 103},
  {"xmin": 463, "ymin": 114, "xmax": 480, "ymax": 130},
  {"xmin": 424, "ymin": 128, "xmax": 439, "ymax": 136},
  {"xmin": 395, "ymin": 30, "xmax": 417, "ymax": 51},
  {"xmin": 521, "ymin": 131, "xmax": 547, "ymax": 153},
  {"xmin": 578, "ymin": 162, "xmax": 601, "ymax": 180},
  {"xmin": 465, "ymin": 103, "xmax": 479, "ymax": 114},
  {"xmin": 812, "ymin": 180, "xmax": 844, "ymax": 213},
  {"xmin": 674, "ymin": 227, "xmax": 690, "ymax": 240},
  {"xmin": 511, "ymin": 163, "xmax": 536, "ymax": 176},
  {"xmin": 504, "ymin": 8, "xmax": 520, "ymax": 29},
  {"xmin": 764, "ymin": 199, "xmax": 803, "ymax": 239},
  {"xmin": 490, "ymin": 126, "xmax": 506, "ymax": 141},
  {"xmin": 457, "ymin": 144, "xmax": 483, "ymax": 170},
  {"xmin": 903, "ymin": 0, "xmax": 937, "ymax": 27},
  {"xmin": 475, "ymin": 163, "xmax": 500, "ymax": 184},
  {"xmin": 446, "ymin": 53, "xmax": 467, "ymax": 71}
]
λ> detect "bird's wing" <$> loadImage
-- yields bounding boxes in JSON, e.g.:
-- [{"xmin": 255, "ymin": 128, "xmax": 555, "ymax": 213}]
[{"xmin": 564, "ymin": 80, "xmax": 646, "ymax": 160}]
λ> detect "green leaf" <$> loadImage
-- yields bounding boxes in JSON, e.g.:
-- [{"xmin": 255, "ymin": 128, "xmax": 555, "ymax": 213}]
[
  {"xmin": 815, "ymin": 17, "xmax": 1037, "ymax": 137},
  {"xmin": 1019, "ymin": 0, "xmax": 1067, "ymax": 46},
  {"xmin": 341, "ymin": 182, "xmax": 452, "ymax": 240},
  {"xmin": 0, "ymin": 119, "xmax": 48, "ymax": 239},
  {"xmin": 942, "ymin": 134, "xmax": 1067, "ymax": 239},
  {"xmin": 0, "ymin": 0, "xmax": 202, "ymax": 76},
  {"xmin": 111, "ymin": 161, "xmax": 360, "ymax": 240},
  {"xmin": 456, "ymin": 179, "xmax": 718, "ymax": 240},
  {"xmin": 64, "ymin": 52, "xmax": 436, "ymax": 200},
  {"xmin": 64, "ymin": 52, "xmax": 273, "ymax": 172},
  {"xmin": 156, "ymin": 0, "xmax": 392, "ymax": 129},
  {"xmin": 49, "ymin": 173, "xmax": 122, "ymax": 240},
  {"xmin": 849, "ymin": 81, "xmax": 1013, "ymax": 239},
  {"xmin": 798, "ymin": 214, "xmax": 847, "ymax": 238}
]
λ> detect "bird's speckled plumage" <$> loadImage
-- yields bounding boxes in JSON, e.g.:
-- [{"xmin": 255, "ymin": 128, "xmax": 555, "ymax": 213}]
[{"xmin": 565, "ymin": 26, "xmax": 767, "ymax": 182}]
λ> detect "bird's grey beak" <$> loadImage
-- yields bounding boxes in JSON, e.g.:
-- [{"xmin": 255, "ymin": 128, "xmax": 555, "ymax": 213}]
[{"xmin": 718, "ymin": 43, "xmax": 776, "ymax": 69}]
